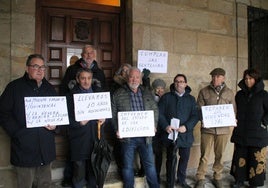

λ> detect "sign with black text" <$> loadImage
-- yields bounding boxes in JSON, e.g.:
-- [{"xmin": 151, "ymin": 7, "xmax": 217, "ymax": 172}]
[
  {"xmin": 73, "ymin": 92, "xmax": 112, "ymax": 121},
  {"xmin": 137, "ymin": 50, "xmax": 168, "ymax": 73},
  {"xmin": 201, "ymin": 104, "xmax": 236, "ymax": 128},
  {"xmin": 24, "ymin": 96, "xmax": 69, "ymax": 128},
  {"xmin": 118, "ymin": 110, "xmax": 155, "ymax": 138}
]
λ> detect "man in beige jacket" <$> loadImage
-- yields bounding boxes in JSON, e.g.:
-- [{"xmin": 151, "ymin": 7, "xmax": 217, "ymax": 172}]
[{"xmin": 195, "ymin": 68, "xmax": 236, "ymax": 188}]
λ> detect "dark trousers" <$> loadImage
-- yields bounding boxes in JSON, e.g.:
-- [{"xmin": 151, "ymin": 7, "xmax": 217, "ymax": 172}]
[
  {"xmin": 153, "ymin": 135, "xmax": 165, "ymax": 183},
  {"xmin": 176, "ymin": 147, "xmax": 191, "ymax": 184},
  {"xmin": 166, "ymin": 141, "xmax": 190, "ymax": 187},
  {"xmin": 72, "ymin": 160, "xmax": 96, "ymax": 188},
  {"xmin": 231, "ymin": 144, "xmax": 267, "ymax": 187}
]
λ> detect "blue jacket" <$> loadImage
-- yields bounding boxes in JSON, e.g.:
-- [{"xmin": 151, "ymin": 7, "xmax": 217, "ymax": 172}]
[
  {"xmin": 0, "ymin": 72, "xmax": 57, "ymax": 167},
  {"xmin": 158, "ymin": 86, "xmax": 199, "ymax": 147}
]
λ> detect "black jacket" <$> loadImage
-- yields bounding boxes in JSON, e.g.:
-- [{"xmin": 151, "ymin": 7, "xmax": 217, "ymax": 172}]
[
  {"xmin": 66, "ymin": 85, "xmax": 102, "ymax": 161},
  {"xmin": 158, "ymin": 86, "xmax": 199, "ymax": 147},
  {"xmin": 0, "ymin": 72, "xmax": 57, "ymax": 167},
  {"xmin": 59, "ymin": 59, "xmax": 106, "ymax": 94},
  {"xmin": 231, "ymin": 79, "xmax": 268, "ymax": 147}
]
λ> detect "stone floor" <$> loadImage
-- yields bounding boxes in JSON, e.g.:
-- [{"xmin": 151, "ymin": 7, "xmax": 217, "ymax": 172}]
[{"xmin": 51, "ymin": 160, "xmax": 268, "ymax": 188}]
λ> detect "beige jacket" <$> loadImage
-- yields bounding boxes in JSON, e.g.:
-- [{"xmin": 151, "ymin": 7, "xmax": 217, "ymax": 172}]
[{"xmin": 197, "ymin": 83, "xmax": 236, "ymax": 135}]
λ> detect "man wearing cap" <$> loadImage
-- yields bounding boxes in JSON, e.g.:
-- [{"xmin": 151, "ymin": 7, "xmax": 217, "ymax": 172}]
[{"xmin": 194, "ymin": 68, "xmax": 235, "ymax": 188}]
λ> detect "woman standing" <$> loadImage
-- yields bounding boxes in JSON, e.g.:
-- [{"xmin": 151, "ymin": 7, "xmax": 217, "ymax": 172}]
[{"xmin": 231, "ymin": 68, "xmax": 268, "ymax": 188}]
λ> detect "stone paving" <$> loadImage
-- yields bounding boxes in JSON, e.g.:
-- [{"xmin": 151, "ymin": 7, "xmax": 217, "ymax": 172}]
[{"xmin": 52, "ymin": 160, "xmax": 268, "ymax": 188}]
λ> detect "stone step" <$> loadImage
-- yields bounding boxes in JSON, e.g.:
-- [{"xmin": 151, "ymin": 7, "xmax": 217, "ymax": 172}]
[{"xmin": 51, "ymin": 160, "xmax": 148, "ymax": 188}]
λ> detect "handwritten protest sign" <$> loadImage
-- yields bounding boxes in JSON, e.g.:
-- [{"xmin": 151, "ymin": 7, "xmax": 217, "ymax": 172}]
[
  {"xmin": 118, "ymin": 110, "xmax": 155, "ymax": 138},
  {"xmin": 201, "ymin": 104, "xmax": 236, "ymax": 128},
  {"xmin": 73, "ymin": 92, "xmax": 112, "ymax": 121},
  {"xmin": 137, "ymin": 50, "xmax": 168, "ymax": 73},
  {"xmin": 24, "ymin": 97, "xmax": 69, "ymax": 128}
]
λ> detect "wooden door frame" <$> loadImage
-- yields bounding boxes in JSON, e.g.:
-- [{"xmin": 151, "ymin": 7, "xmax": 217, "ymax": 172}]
[{"xmin": 35, "ymin": 0, "xmax": 126, "ymax": 64}]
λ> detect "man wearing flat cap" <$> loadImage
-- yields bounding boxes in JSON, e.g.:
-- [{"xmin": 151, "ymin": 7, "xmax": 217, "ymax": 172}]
[{"xmin": 194, "ymin": 68, "xmax": 235, "ymax": 188}]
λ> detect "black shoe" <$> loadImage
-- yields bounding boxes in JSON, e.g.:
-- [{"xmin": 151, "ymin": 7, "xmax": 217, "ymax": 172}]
[
  {"xmin": 61, "ymin": 179, "xmax": 72, "ymax": 187},
  {"xmin": 176, "ymin": 180, "xmax": 191, "ymax": 188},
  {"xmin": 232, "ymin": 181, "xmax": 245, "ymax": 188},
  {"xmin": 134, "ymin": 169, "xmax": 145, "ymax": 177}
]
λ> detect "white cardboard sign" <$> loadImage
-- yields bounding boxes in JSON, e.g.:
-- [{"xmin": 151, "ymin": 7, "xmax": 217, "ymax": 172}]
[
  {"xmin": 118, "ymin": 110, "xmax": 155, "ymax": 138},
  {"xmin": 24, "ymin": 96, "xmax": 69, "ymax": 128},
  {"xmin": 201, "ymin": 104, "xmax": 236, "ymax": 128},
  {"xmin": 137, "ymin": 50, "xmax": 168, "ymax": 73},
  {"xmin": 73, "ymin": 92, "xmax": 112, "ymax": 121}
]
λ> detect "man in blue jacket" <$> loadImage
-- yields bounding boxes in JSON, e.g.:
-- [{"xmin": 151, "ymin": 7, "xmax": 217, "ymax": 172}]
[
  {"xmin": 158, "ymin": 74, "xmax": 199, "ymax": 188},
  {"xmin": 0, "ymin": 54, "xmax": 57, "ymax": 188}
]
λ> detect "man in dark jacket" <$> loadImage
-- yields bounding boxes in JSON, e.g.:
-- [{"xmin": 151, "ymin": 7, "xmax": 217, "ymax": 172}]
[
  {"xmin": 158, "ymin": 74, "xmax": 199, "ymax": 188},
  {"xmin": 59, "ymin": 44, "xmax": 106, "ymax": 186},
  {"xmin": 66, "ymin": 68, "xmax": 105, "ymax": 188},
  {"xmin": 0, "ymin": 54, "xmax": 57, "ymax": 188},
  {"xmin": 60, "ymin": 44, "xmax": 106, "ymax": 95},
  {"xmin": 111, "ymin": 67, "xmax": 159, "ymax": 188}
]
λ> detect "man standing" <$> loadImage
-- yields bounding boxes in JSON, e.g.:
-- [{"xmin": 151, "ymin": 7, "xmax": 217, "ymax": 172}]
[
  {"xmin": 60, "ymin": 44, "xmax": 106, "ymax": 94},
  {"xmin": 158, "ymin": 74, "xmax": 199, "ymax": 188},
  {"xmin": 111, "ymin": 67, "xmax": 159, "ymax": 188},
  {"xmin": 59, "ymin": 44, "xmax": 106, "ymax": 186},
  {"xmin": 194, "ymin": 68, "xmax": 235, "ymax": 188},
  {"xmin": 0, "ymin": 54, "xmax": 57, "ymax": 188}
]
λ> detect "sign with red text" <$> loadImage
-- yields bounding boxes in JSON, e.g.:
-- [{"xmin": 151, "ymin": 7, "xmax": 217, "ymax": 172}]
[
  {"xmin": 201, "ymin": 104, "xmax": 236, "ymax": 128},
  {"xmin": 24, "ymin": 97, "xmax": 69, "ymax": 128},
  {"xmin": 137, "ymin": 50, "xmax": 168, "ymax": 73},
  {"xmin": 73, "ymin": 92, "xmax": 112, "ymax": 121},
  {"xmin": 118, "ymin": 110, "xmax": 155, "ymax": 138}
]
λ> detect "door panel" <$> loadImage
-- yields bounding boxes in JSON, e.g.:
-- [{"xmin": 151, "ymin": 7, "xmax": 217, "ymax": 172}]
[
  {"xmin": 38, "ymin": 5, "xmax": 122, "ymax": 160},
  {"xmin": 42, "ymin": 7, "xmax": 119, "ymax": 92}
]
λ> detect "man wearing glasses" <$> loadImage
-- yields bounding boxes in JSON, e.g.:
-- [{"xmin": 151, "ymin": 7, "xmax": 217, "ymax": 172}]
[
  {"xmin": 158, "ymin": 74, "xmax": 199, "ymax": 188},
  {"xmin": 0, "ymin": 54, "xmax": 57, "ymax": 188}
]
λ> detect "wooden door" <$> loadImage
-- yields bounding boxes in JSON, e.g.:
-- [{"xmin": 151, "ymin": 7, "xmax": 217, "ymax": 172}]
[{"xmin": 36, "ymin": 1, "xmax": 125, "ymax": 160}]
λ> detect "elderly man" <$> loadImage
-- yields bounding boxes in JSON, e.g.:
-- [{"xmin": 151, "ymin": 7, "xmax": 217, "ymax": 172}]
[
  {"xmin": 111, "ymin": 67, "xmax": 159, "ymax": 188},
  {"xmin": 60, "ymin": 44, "xmax": 106, "ymax": 94},
  {"xmin": 0, "ymin": 54, "xmax": 57, "ymax": 188},
  {"xmin": 59, "ymin": 45, "xmax": 106, "ymax": 187},
  {"xmin": 195, "ymin": 68, "xmax": 235, "ymax": 188}
]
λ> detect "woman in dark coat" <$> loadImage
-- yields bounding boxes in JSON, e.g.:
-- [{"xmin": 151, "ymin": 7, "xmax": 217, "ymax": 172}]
[
  {"xmin": 67, "ymin": 68, "xmax": 105, "ymax": 188},
  {"xmin": 231, "ymin": 68, "xmax": 268, "ymax": 188}
]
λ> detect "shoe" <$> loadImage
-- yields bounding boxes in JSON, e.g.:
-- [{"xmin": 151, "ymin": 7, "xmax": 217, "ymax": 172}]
[
  {"xmin": 194, "ymin": 180, "xmax": 205, "ymax": 188},
  {"xmin": 176, "ymin": 182, "xmax": 191, "ymax": 188},
  {"xmin": 232, "ymin": 181, "xmax": 245, "ymax": 188},
  {"xmin": 61, "ymin": 179, "xmax": 72, "ymax": 187},
  {"xmin": 134, "ymin": 169, "xmax": 145, "ymax": 177},
  {"xmin": 212, "ymin": 179, "xmax": 223, "ymax": 188}
]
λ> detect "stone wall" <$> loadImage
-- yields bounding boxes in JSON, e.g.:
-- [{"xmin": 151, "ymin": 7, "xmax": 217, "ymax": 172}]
[
  {"xmin": 130, "ymin": 0, "xmax": 268, "ymax": 168},
  {"xmin": 0, "ymin": 0, "xmax": 35, "ymax": 187},
  {"xmin": 1, "ymin": 0, "xmax": 268, "ymax": 187}
]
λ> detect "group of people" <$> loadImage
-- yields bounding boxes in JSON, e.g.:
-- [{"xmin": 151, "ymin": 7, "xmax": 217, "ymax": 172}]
[{"xmin": 0, "ymin": 45, "xmax": 267, "ymax": 188}]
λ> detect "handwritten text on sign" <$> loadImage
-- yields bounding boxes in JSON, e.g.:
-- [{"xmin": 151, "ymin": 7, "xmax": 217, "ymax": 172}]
[
  {"xmin": 118, "ymin": 111, "xmax": 155, "ymax": 138},
  {"xmin": 201, "ymin": 104, "xmax": 236, "ymax": 128},
  {"xmin": 73, "ymin": 92, "xmax": 112, "ymax": 121},
  {"xmin": 24, "ymin": 97, "xmax": 69, "ymax": 128},
  {"xmin": 137, "ymin": 50, "xmax": 168, "ymax": 73}
]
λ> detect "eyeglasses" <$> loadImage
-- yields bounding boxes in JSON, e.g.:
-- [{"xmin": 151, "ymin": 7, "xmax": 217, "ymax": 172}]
[
  {"xmin": 174, "ymin": 80, "xmax": 185, "ymax": 84},
  {"xmin": 28, "ymin": 64, "xmax": 46, "ymax": 71}
]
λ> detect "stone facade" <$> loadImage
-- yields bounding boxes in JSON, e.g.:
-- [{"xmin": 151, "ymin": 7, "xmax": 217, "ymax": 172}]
[{"xmin": 1, "ymin": 0, "xmax": 268, "ymax": 187}]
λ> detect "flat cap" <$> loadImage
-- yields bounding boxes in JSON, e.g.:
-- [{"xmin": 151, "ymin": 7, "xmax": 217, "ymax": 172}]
[{"xmin": 210, "ymin": 68, "xmax": 225, "ymax": 76}]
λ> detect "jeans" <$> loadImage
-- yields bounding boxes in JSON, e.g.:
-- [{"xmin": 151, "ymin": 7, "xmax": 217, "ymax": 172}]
[{"xmin": 121, "ymin": 137, "xmax": 159, "ymax": 188}]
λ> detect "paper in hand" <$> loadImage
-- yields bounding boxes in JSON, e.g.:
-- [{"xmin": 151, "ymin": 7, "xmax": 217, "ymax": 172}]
[{"xmin": 168, "ymin": 118, "xmax": 180, "ymax": 141}]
